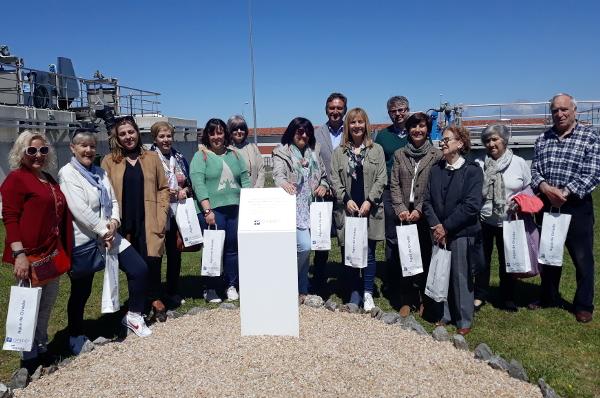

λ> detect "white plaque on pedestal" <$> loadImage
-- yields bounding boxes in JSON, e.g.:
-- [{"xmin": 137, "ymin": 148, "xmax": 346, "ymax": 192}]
[{"xmin": 238, "ymin": 188, "xmax": 299, "ymax": 337}]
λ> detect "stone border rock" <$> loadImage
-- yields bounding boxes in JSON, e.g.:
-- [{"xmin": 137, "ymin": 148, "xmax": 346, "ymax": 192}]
[{"xmin": 3, "ymin": 297, "xmax": 562, "ymax": 398}]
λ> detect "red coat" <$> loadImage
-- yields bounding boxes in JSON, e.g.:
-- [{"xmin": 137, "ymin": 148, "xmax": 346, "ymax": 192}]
[{"xmin": 1, "ymin": 167, "xmax": 73, "ymax": 264}]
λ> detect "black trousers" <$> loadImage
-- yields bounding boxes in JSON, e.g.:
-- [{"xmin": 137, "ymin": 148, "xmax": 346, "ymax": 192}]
[
  {"xmin": 126, "ymin": 230, "xmax": 163, "ymax": 303},
  {"xmin": 164, "ymin": 216, "xmax": 182, "ymax": 296},
  {"xmin": 382, "ymin": 188, "xmax": 401, "ymax": 285},
  {"xmin": 67, "ymin": 246, "xmax": 147, "ymax": 336},
  {"xmin": 539, "ymin": 194, "xmax": 595, "ymax": 313},
  {"xmin": 475, "ymin": 222, "xmax": 515, "ymax": 302}
]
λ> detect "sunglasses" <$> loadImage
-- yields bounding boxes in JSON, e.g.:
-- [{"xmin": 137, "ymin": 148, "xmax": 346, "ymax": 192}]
[
  {"xmin": 295, "ymin": 128, "xmax": 309, "ymax": 136},
  {"xmin": 114, "ymin": 115, "xmax": 135, "ymax": 123},
  {"xmin": 25, "ymin": 146, "xmax": 49, "ymax": 156},
  {"xmin": 231, "ymin": 128, "xmax": 246, "ymax": 135}
]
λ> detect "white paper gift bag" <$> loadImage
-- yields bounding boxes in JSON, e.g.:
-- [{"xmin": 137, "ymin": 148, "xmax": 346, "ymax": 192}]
[
  {"xmin": 424, "ymin": 245, "xmax": 452, "ymax": 302},
  {"xmin": 176, "ymin": 198, "xmax": 204, "ymax": 247},
  {"xmin": 344, "ymin": 216, "xmax": 368, "ymax": 269},
  {"xmin": 538, "ymin": 211, "xmax": 572, "ymax": 266},
  {"xmin": 503, "ymin": 218, "xmax": 532, "ymax": 274},
  {"xmin": 101, "ymin": 247, "xmax": 120, "ymax": 314},
  {"xmin": 201, "ymin": 226, "xmax": 226, "ymax": 276},
  {"xmin": 396, "ymin": 223, "xmax": 424, "ymax": 277},
  {"xmin": 3, "ymin": 281, "xmax": 42, "ymax": 352},
  {"xmin": 310, "ymin": 201, "xmax": 333, "ymax": 250}
]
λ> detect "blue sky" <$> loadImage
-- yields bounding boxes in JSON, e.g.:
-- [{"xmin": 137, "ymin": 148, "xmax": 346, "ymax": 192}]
[{"xmin": 3, "ymin": 0, "xmax": 599, "ymax": 127}]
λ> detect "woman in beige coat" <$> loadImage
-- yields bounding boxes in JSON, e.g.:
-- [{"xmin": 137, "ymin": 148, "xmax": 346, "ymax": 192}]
[
  {"xmin": 390, "ymin": 112, "xmax": 443, "ymax": 317},
  {"xmin": 331, "ymin": 108, "xmax": 387, "ymax": 311},
  {"xmin": 228, "ymin": 115, "xmax": 265, "ymax": 188},
  {"xmin": 102, "ymin": 116, "xmax": 170, "ymax": 320}
]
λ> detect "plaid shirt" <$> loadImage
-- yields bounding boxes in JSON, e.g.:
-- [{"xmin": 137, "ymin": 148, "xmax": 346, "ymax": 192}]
[{"xmin": 531, "ymin": 123, "xmax": 600, "ymax": 198}]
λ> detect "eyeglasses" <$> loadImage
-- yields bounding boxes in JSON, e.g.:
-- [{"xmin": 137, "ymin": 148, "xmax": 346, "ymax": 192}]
[
  {"xmin": 439, "ymin": 137, "xmax": 457, "ymax": 146},
  {"xmin": 231, "ymin": 128, "xmax": 246, "ymax": 135},
  {"xmin": 388, "ymin": 107, "xmax": 409, "ymax": 115},
  {"xmin": 25, "ymin": 146, "xmax": 49, "ymax": 156},
  {"xmin": 295, "ymin": 128, "xmax": 309, "ymax": 136}
]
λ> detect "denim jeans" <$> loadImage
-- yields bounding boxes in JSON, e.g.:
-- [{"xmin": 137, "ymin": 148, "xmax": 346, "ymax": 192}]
[
  {"xmin": 200, "ymin": 205, "xmax": 240, "ymax": 291},
  {"xmin": 297, "ymin": 228, "xmax": 311, "ymax": 295}
]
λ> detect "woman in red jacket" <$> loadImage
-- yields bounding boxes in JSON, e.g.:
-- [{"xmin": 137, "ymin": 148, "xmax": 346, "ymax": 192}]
[{"xmin": 1, "ymin": 130, "xmax": 73, "ymax": 373}]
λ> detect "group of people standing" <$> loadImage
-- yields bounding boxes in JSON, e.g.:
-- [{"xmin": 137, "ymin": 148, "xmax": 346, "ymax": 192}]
[{"xmin": 2, "ymin": 92, "xmax": 597, "ymax": 374}]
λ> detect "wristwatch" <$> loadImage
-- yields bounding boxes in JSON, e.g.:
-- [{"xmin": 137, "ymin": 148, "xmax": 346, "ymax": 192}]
[
  {"xmin": 12, "ymin": 249, "xmax": 26, "ymax": 259},
  {"xmin": 203, "ymin": 208, "xmax": 212, "ymax": 216}
]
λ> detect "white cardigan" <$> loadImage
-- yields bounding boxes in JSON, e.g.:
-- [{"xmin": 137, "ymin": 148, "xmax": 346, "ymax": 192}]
[{"xmin": 58, "ymin": 162, "xmax": 121, "ymax": 247}]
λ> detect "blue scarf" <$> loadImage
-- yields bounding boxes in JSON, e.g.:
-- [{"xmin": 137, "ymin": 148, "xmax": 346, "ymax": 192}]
[{"xmin": 70, "ymin": 157, "xmax": 113, "ymax": 218}]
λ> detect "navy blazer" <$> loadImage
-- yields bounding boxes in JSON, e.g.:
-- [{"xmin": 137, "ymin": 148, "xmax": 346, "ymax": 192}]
[{"xmin": 423, "ymin": 159, "xmax": 483, "ymax": 240}]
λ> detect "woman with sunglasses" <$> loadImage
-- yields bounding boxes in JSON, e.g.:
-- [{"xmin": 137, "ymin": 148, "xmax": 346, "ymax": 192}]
[
  {"xmin": 390, "ymin": 112, "xmax": 443, "ymax": 318},
  {"xmin": 422, "ymin": 125, "xmax": 484, "ymax": 335},
  {"xmin": 1, "ymin": 130, "xmax": 73, "ymax": 373},
  {"xmin": 101, "ymin": 116, "xmax": 170, "ymax": 322},
  {"xmin": 272, "ymin": 117, "xmax": 329, "ymax": 303},
  {"xmin": 331, "ymin": 108, "xmax": 387, "ymax": 312},
  {"xmin": 150, "ymin": 121, "xmax": 192, "ymax": 307},
  {"xmin": 228, "ymin": 115, "xmax": 265, "ymax": 188},
  {"xmin": 190, "ymin": 118, "xmax": 250, "ymax": 303},
  {"xmin": 59, "ymin": 130, "xmax": 152, "ymax": 351}
]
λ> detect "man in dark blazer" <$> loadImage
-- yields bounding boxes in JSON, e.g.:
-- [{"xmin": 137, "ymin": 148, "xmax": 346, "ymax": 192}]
[{"xmin": 312, "ymin": 92, "xmax": 347, "ymax": 295}]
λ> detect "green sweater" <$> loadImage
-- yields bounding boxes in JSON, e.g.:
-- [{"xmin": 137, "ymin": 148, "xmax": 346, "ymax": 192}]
[
  {"xmin": 374, "ymin": 126, "xmax": 408, "ymax": 181},
  {"xmin": 190, "ymin": 148, "xmax": 251, "ymax": 210}
]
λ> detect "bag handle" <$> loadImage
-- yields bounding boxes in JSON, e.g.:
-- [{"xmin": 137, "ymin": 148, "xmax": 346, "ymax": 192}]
[
  {"xmin": 549, "ymin": 206, "xmax": 561, "ymax": 214},
  {"xmin": 207, "ymin": 224, "xmax": 219, "ymax": 230},
  {"xmin": 18, "ymin": 279, "xmax": 32, "ymax": 288}
]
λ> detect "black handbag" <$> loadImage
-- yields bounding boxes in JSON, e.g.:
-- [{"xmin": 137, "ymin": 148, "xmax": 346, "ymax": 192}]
[{"xmin": 70, "ymin": 239, "xmax": 106, "ymax": 279}]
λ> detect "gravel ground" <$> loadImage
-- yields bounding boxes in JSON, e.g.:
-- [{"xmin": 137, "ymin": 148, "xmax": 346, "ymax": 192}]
[{"xmin": 15, "ymin": 307, "xmax": 541, "ymax": 398}]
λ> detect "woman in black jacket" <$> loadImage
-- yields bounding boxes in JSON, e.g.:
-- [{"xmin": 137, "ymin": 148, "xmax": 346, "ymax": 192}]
[{"xmin": 423, "ymin": 125, "xmax": 484, "ymax": 335}]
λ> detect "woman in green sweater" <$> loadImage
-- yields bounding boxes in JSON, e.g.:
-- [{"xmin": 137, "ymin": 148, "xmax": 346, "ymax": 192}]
[{"xmin": 190, "ymin": 118, "xmax": 251, "ymax": 303}]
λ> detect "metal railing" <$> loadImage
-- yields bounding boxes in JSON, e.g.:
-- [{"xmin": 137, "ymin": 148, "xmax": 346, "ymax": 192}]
[{"xmin": 0, "ymin": 62, "xmax": 161, "ymax": 116}]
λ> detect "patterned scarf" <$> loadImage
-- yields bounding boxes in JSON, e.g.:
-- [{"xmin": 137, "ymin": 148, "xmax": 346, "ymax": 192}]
[
  {"xmin": 404, "ymin": 139, "xmax": 432, "ymax": 161},
  {"xmin": 345, "ymin": 144, "xmax": 367, "ymax": 180},
  {"xmin": 482, "ymin": 149, "xmax": 513, "ymax": 219},
  {"xmin": 70, "ymin": 157, "xmax": 112, "ymax": 218},
  {"xmin": 289, "ymin": 144, "xmax": 321, "ymax": 192}
]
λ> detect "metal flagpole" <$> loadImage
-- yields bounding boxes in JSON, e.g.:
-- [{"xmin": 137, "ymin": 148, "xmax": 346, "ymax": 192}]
[{"xmin": 248, "ymin": 0, "xmax": 258, "ymax": 144}]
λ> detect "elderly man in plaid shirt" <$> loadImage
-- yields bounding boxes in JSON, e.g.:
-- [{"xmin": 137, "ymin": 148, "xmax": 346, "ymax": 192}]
[{"xmin": 529, "ymin": 93, "xmax": 600, "ymax": 323}]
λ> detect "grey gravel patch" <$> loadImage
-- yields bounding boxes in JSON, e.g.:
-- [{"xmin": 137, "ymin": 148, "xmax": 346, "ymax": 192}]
[
  {"xmin": 474, "ymin": 343, "xmax": 493, "ymax": 361},
  {"xmin": 92, "ymin": 336, "xmax": 111, "ymax": 346},
  {"xmin": 508, "ymin": 359, "xmax": 529, "ymax": 382},
  {"xmin": 303, "ymin": 295, "xmax": 324, "ymax": 308},
  {"xmin": 58, "ymin": 357, "xmax": 72, "ymax": 368},
  {"xmin": 488, "ymin": 355, "xmax": 510, "ymax": 372},
  {"xmin": 381, "ymin": 312, "xmax": 400, "ymax": 325},
  {"xmin": 0, "ymin": 383, "xmax": 12, "ymax": 398},
  {"xmin": 324, "ymin": 299, "xmax": 337, "ymax": 312},
  {"xmin": 80, "ymin": 340, "xmax": 95, "ymax": 355},
  {"xmin": 538, "ymin": 378, "xmax": 561, "ymax": 398},
  {"xmin": 219, "ymin": 303, "xmax": 237, "ymax": 310},
  {"xmin": 30, "ymin": 366, "xmax": 42, "ymax": 382},
  {"xmin": 166, "ymin": 310, "xmax": 182, "ymax": 319},
  {"xmin": 186, "ymin": 307, "xmax": 208, "ymax": 316},
  {"xmin": 8, "ymin": 368, "xmax": 28, "ymax": 389},
  {"xmin": 452, "ymin": 334, "xmax": 469, "ymax": 350},
  {"xmin": 432, "ymin": 326, "xmax": 450, "ymax": 342}
]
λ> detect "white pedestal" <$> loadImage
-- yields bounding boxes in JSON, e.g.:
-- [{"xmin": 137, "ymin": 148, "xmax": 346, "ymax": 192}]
[{"xmin": 238, "ymin": 188, "xmax": 299, "ymax": 337}]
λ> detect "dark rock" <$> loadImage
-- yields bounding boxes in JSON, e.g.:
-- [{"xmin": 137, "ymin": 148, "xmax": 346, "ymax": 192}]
[
  {"xmin": 303, "ymin": 295, "xmax": 324, "ymax": 308},
  {"xmin": 508, "ymin": 359, "xmax": 529, "ymax": 382},
  {"xmin": 474, "ymin": 343, "xmax": 493, "ymax": 361},
  {"xmin": 324, "ymin": 299, "xmax": 337, "ymax": 312},
  {"xmin": 30, "ymin": 365, "xmax": 42, "ymax": 382},
  {"xmin": 344, "ymin": 303, "xmax": 360, "ymax": 314},
  {"xmin": 219, "ymin": 302, "xmax": 237, "ymax": 310},
  {"xmin": 92, "ymin": 336, "xmax": 111, "ymax": 346},
  {"xmin": 80, "ymin": 339, "xmax": 95, "ymax": 354},
  {"xmin": 381, "ymin": 312, "xmax": 400, "ymax": 325},
  {"xmin": 397, "ymin": 315, "xmax": 416, "ymax": 329},
  {"xmin": 538, "ymin": 378, "xmax": 561, "ymax": 398},
  {"xmin": 42, "ymin": 364, "xmax": 58, "ymax": 376},
  {"xmin": 166, "ymin": 310, "xmax": 182, "ymax": 319},
  {"xmin": 8, "ymin": 368, "xmax": 28, "ymax": 389},
  {"xmin": 405, "ymin": 319, "xmax": 429, "ymax": 335},
  {"xmin": 187, "ymin": 307, "xmax": 207, "ymax": 316},
  {"xmin": 488, "ymin": 355, "xmax": 510, "ymax": 372},
  {"xmin": 58, "ymin": 357, "xmax": 72, "ymax": 368},
  {"xmin": 452, "ymin": 334, "xmax": 469, "ymax": 351},
  {"xmin": 432, "ymin": 326, "xmax": 450, "ymax": 342},
  {"xmin": 0, "ymin": 382, "xmax": 12, "ymax": 398}
]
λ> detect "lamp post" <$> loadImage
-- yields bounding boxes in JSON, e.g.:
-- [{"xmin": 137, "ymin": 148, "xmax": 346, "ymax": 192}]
[{"xmin": 248, "ymin": 0, "xmax": 258, "ymax": 144}]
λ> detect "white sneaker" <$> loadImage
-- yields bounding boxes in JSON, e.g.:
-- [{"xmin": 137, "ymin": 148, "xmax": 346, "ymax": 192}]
[
  {"xmin": 363, "ymin": 292, "xmax": 375, "ymax": 312},
  {"xmin": 226, "ymin": 286, "xmax": 239, "ymax": 301},
  {"xmin": 122, "ymin": 312, "xmax": 152, "ymax": 337},
  {"xmin": 69, "ymin": 335, "xmax": 90, "ymax": 355}
]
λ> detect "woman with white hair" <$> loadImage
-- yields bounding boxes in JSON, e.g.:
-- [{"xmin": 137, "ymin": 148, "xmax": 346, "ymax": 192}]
[
  {"xmin": 475, "ymin": 124, "xmax": 531, "ymax": 312},
  {"xmin": 1, "ymin": 130, "xmax": 73, "ymax": 373}
]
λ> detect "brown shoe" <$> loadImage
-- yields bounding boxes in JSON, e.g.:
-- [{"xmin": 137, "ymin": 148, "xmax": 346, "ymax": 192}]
[
  {"xmin": 399, "ymin": 305, "xmax": 411, "ymax": 318},
  {"xmin": 457, "ymin": 327, "xmax": 471, "ymax": 336},
  {"xmin": 152, "ymin": 300, "xmax": 167, "ymax": 322},
  {"xmin": 575, "ymin": 311, "xmax": 593, "ymax": 323}
]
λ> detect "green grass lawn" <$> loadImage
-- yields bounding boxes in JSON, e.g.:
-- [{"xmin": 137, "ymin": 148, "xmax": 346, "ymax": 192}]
[{"xmin": 1, "ymin": 191, "xmax": 598, "ymax": 397}]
